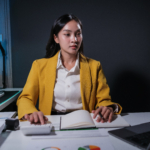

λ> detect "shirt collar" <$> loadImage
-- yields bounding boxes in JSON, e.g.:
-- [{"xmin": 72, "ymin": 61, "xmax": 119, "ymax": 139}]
[
  {"xmin": 56, "ymin": 51, "xmax": 79, "ymax": 70},
  {"xmin": 56, "ymin": 51, "xmax": 62, "ymax": 69}
]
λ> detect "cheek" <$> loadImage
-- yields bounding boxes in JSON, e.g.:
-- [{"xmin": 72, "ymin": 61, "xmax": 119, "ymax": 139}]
[
  {"xmin": 78, "ymin": 37, "xmax": 83, "ymax": 43},
  {"xmin": 59, "ymin": 38, "xmax": 70, "ymax": 48},
  {"xmin": 61, "ymin": 37, "xmax": 70, "ymax": 43}
]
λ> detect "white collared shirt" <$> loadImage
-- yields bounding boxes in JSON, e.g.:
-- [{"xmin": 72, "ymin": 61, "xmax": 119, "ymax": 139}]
[{"xmin": 52, "ymin": 52, "xmax": 82, "ymax": 112}]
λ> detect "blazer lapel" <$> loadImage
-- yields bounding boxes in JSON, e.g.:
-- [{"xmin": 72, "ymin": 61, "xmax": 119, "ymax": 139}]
[
  {"xmin": 80, "ymin": 54, "xmax": 92, "ymax": 110},
  {"xmin": 44, "ymin": 52, "xmax": 59, "ymax": 115}
]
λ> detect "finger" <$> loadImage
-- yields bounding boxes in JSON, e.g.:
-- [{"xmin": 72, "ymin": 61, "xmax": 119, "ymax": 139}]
[
  {"xmin": 101, "ymin": 106, "xmax": 108, "ymax": 116},
  {"xmin": 29, "ymin": 114, "xmax": 34, "ymax": 123},
  {"xmin": 96, "ymin": 115, "xmax": 102, "ymax": 122},
  {"xmin": 108, "ymin": 112, "xmax": 113, "ymax": 123},
  {"xmin": 95, "ymin": 106, "xmax": 106, "ymax": 122},
  {"xmin": 103, "ymin": 107, "xmax": 114, "ymax": 122},
  {"xmin": 38, "ymin": 112, "xmax": 45, "ymax": 125},
  {"xmin": 92, "ymin": 110, "xmax": 95, "ymax": 113},
  {"xmin": 24, "ymin": 114, "xmax": 30, "ymax": 121},
  {"xmin": 108, "ymin": 106, "xmax": 113, "ymax": 112},
  {"xmin": 44, "ymin": 116, "xmax": 48, "ymax": 123},
  {"xmin": 103, "ymin": 108, "xmax": 111, "ymax": 119},
  {"xmin": 101, "ymin": 119, "xmax": 105, "ymax": 123},
  {"xmin": 33, "ymin": 112, "xmax": 39, "ymax": 123},
  {"xmin": 93, "ymin": 106, "xmax": 103, "ymax": 119},
  {"xmin": 44, "ymin": 116, "xmax": 48, "ymax": 121},
  {"xmin": 102, "ymin": 109, "xmax": 111, "ymax": 123}
]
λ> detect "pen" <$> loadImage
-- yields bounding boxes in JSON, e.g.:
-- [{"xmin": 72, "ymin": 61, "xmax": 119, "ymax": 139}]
[
  {"xmin": 98, "ymin": 112, "xmax": 104, "ymax": 120},
  {"xmin": 96, "ymin": 107, "xmax": 104, "ymax": 120}
]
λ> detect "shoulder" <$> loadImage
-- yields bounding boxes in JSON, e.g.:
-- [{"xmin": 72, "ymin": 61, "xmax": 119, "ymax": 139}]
[
  {"xmin": 32, "ymin": 58, "xmax": 50, "ymax": 68},
  {"xmin": 80, "ymin": 54, "xmax": 102, "ymax": 69},
  {"xmin": 86, "ymin": 57, "xmax": 100, "ymax": 65},
  {"xmin": 31, "ymin": 56, "xmax": 56, "ymax": 71},
  {"xmin": 32, "ymin": 52, "xmax": 58, "ymax": 66},
  {"xmin": 33, "ymin": 58, "xmax": 49, "ymax": 64}
]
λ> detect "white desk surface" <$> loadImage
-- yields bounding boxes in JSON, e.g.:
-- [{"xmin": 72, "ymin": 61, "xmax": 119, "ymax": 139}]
[{"xmin": 0, "ymin": 112, "xmax": 150, "ymax": 150}]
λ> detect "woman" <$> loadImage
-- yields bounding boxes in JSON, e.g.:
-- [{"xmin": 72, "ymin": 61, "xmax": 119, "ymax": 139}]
[{"xmin": 17, "ymin": 14, "xmax": 122, "ymax": 125}]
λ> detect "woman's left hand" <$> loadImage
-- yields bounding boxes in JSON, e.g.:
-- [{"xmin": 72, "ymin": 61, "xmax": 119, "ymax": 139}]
[{"xmin": 92, "ymin": 106, "xmax": 114, "ymax": 123}]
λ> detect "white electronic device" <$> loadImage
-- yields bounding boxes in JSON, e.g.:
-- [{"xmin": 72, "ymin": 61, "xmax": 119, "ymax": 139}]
[{"xmin": 20, "ymin": 123, "xmax": 52, "ymax": 135}]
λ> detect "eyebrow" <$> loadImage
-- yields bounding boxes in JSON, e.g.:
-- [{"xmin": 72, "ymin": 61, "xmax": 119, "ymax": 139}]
[{"xmin": 63, "ymin": 29, "xmax": 81, "ymax": 32}]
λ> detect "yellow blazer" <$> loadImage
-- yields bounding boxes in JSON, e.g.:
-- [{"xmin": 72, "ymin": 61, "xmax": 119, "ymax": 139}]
[{"xmin": 17, "ymin": 51, "xmax": 122, "ymax": 119}]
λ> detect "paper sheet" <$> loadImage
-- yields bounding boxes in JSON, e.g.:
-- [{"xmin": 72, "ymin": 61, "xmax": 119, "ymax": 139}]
[
  {"xmin": 47, "ymin": 115, "xmax": 60, "ymax": 131},
  {"xmin": 25, "ymin": 136, "xmax": 114, "ymax": 150},
  {"xmin": 61, "ymin": 110, "xmax": 94, "ymax": 129},
  {"xmin": 91, "ymin": 113, "xmax": 130, "ymax": 127},
  {"xmin": 32, "ymin": 129, "xmax": 108, "ymax": 139},
  {"xmin": 0, "ymin": 112, "xmax": 16, "ymax": 120}
]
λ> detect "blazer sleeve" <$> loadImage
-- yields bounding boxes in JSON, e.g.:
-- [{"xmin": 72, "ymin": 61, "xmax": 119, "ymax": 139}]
[
  {"xmin": 17, "ymin": 60, "xmax": 39, "ymax": 119},
  {"xmin": 95, "ymin": 62, "xmax": 122, "ymax": 114}
]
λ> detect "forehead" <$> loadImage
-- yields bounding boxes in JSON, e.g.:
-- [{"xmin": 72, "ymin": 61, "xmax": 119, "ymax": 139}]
[{"xmin": 62, "ymin": 20, "xmax": 81, "ymax": 32}]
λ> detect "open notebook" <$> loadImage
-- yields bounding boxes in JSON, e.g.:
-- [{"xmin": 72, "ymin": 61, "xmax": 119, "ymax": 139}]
[{"xmin": 60, "ymin": 110, "xmax": 130, "ymax": 130}]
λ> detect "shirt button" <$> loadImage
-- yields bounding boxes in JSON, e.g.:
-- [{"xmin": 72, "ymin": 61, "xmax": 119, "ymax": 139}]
[
  {"xmin": 68, "ymin": 85, "xmax": 70, "ymax": 88},
  {"xmin": 67, "ymin": 99, "xmax": 69, "ymax": 102}
]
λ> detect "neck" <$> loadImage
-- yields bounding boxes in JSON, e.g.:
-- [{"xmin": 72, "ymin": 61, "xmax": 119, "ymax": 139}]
[{"xmin": 61, "ymin": 50, "xmax": 77, "ymax": 65}]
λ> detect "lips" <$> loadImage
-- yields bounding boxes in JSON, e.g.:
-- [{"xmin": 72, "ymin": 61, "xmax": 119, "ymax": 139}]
[
  {"xmin": 70, "ymin": 45, "xmax": 77, "ymax": 48},
  {"xmin": 71, "ymin": 45, "xmax": 77, "ymax": 47}
]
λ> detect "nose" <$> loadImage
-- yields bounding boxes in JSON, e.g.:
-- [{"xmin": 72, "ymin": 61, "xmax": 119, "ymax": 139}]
[{"xmin": 71, "ymin": 35, "xmax": 77, "ymax": 43}]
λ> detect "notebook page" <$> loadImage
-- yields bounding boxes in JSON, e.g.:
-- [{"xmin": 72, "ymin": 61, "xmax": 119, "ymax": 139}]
[
  {"xmin": 61, "ymin": 110, "xmax": 95, "ymax": 129},
  {"xmin": 90, "ymin": 114, "xmax": 130, "ymax": 127}
]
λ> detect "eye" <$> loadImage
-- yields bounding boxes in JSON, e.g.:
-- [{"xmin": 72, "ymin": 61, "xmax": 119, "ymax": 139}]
[
  {"xmin": 77, "ymin": 32, "xmax": 81, "ymax": 36},
  {"xmin": 64, "ymin": 34, "xmax": 70, "ymax": 37}
]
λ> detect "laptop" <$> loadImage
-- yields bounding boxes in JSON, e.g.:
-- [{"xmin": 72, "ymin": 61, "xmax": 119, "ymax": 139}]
[{"xmin": 108, "ymin": 122, "xmax": 150, "ymax": 150}]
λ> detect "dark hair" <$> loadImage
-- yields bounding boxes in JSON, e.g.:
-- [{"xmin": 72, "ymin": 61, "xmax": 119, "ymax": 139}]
[{"xmin": 45, "ymin": 14, "xmax": 83, "ymax": 58}]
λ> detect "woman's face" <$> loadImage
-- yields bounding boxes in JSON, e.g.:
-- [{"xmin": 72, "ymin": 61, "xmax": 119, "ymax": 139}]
[{"xmin": 54, "ymin": 20, "xmax": 83, "ymax": 55}]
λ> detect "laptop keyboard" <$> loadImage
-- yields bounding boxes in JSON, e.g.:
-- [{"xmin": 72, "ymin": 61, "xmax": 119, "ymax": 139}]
[{"xmin": 126, "ymin": 131, "xmax": 150, "ymax": 148}]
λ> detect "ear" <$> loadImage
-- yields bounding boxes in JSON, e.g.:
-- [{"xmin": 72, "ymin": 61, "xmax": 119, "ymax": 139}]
[{"xmin": 54, "ymin": 34, "xmax": 59, "ymax": 44}]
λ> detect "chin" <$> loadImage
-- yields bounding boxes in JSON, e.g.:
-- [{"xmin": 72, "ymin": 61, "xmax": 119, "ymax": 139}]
[
  {"xmin": 70, "ymin": 50, "xmax": 78, "ymax": 55},
  {"xmin": 61, "ymin": 48, "xmax": 79, "ymax": 55},
  {"xmin": 67, "ymin": 49, "xmax": 78, "ymax": 54}
]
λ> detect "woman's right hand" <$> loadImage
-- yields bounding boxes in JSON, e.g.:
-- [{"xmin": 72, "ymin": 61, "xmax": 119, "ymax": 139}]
[{"xmin": 24, "ymin": 111, "xmax": 48, "ymax": 125}]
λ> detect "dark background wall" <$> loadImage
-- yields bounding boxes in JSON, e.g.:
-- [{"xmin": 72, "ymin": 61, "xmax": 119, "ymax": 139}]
[{"xmin": 9, "ymin": 0, "xmax": 150, "ymax": 113}]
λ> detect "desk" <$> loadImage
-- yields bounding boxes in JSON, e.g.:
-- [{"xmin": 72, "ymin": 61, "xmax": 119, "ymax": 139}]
[
  {"xmin": 0, "ymin": 88, "xmax": 22, "ymax": 111},
  {"xmin": 0, "ymin": 112, "xmax": 150, "ymax": 150}
]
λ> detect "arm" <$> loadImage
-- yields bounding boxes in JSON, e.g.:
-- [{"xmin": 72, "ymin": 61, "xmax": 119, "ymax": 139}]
[
  {"xmin": 17, "ymin": 61, "xmax": 47, "ymax": 124},
  {"xmin": 93, "ymin": 62, "xmax": 122, "ymax": 122}
]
